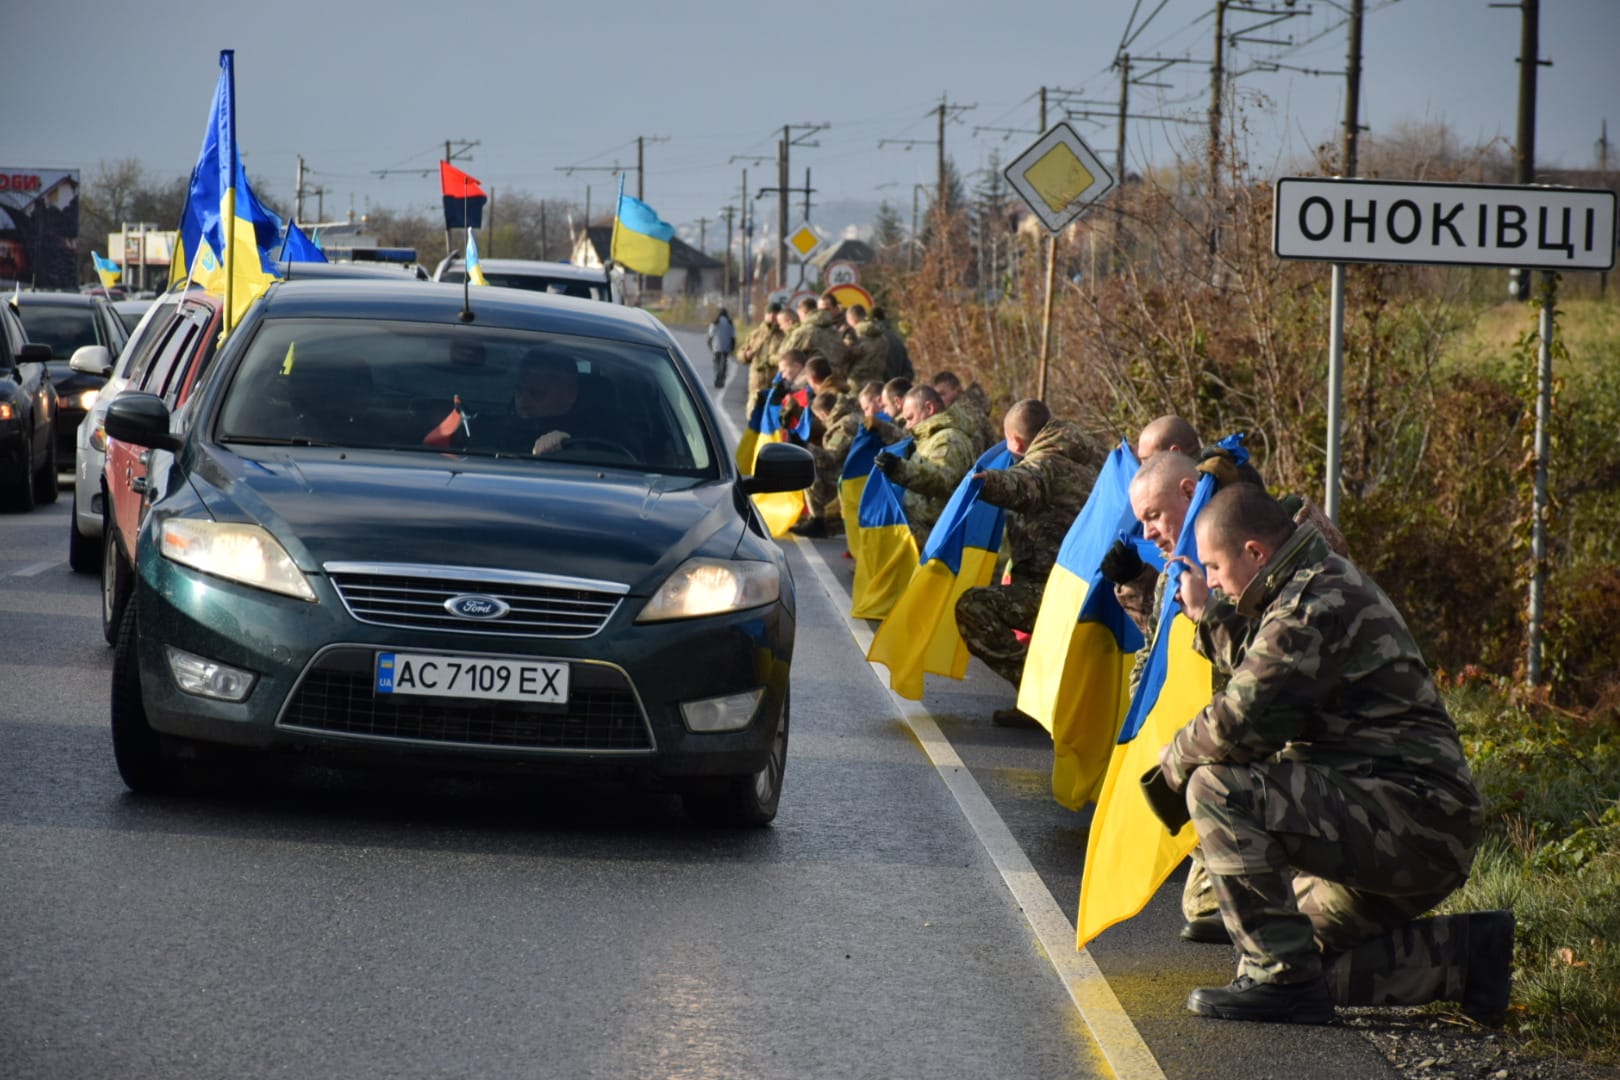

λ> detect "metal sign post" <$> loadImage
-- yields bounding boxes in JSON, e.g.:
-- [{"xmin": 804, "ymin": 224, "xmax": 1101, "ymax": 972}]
[
  {"xmin": 1274, "ymin": 176, "xmax": 1617, "ymax": 684},
  {"xmin": 1003, "ymin": 122, "xmax": 1116, "ymax": 401}
]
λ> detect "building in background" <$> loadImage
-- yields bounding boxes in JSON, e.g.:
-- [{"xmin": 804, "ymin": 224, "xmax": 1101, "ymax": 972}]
[
  {"xmin": 0, "ymin": 168, "xmax": 80, "ymax": 289},
  {"xmin": 572, "ymin": 225, "xmax": 722, "ymax": 305}
]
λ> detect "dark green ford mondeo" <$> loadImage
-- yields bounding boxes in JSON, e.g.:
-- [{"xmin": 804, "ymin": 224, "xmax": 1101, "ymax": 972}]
[{"xmin": 104, "ymin": 280, "xmax": 812, "ymax": 825}]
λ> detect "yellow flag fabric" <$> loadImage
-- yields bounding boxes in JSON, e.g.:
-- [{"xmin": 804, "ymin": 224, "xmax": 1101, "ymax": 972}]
[
  {"xmin": 745, "ymin": 431, "xmax": 807, "ymax": 537},
  {"xmin": 1076, "ymin": 611, "xmax": 1209, "ymax": 947},
  {"xmin": 1020, "ymin": 564, "xmax": 1136, "ymax": 808},
  {"xmin": 837, "ymin": 474, "xmax": 866, "ymax": 551},
  {"xmin": 867, "ymin": 545, "xmax": 1000, "ymax": 699},
  {"xmin": 192, "ymin": 212, "xmax": 276, "ymax": 329},
  {"xmin": 734, "ymin": 427, "xmax": 760, "ymax": 476},
  {"xmin": 851, "ymin": 521, "xmax": 918, "ymax": 619}
]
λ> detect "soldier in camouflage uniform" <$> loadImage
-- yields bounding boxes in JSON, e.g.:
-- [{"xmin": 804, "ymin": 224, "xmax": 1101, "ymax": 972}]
[
  {"xmin": 881, "ymin": 377, "xmax": 912, "ymax": 429},
  {"xmin": 873, "ymin": 385, "xmax": 975, "ymax": 545},
  {"xmin": 953, "ymin": 400, "xmax": 1105, "ymax": 726},
  {"xmin": 781, "ymin": 297, "xmax": 847, "ymax": 374},
  {"xmin": 791, "ymin": 388, "xmax": 861, "ymax": 538},
  {"xmin": 738, "ymin": 303, "xmax": 786, "ymax": 408},
  {"xmin": 933, "ymin": 370, "xmax": 998, "ymax": 456},
  {"xmin": 1155, "ymin": 483, "xmax": 1509, "ymax": 1024},
  {"xmin": 843, "ymin": 305, "xmax": 892, "ymax": 386},
  {"xmin": 871, "ymin": 306, "xmax": 915, "ymax": 380}
]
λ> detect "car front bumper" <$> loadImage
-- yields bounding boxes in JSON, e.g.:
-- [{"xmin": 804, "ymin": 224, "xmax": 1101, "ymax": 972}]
[{"xmin": 132, "ymin": 541, "xmax": 794, "ymax": 783}]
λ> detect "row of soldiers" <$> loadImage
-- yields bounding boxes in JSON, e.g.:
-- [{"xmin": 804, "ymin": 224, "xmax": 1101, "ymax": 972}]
[
  {"xmin": 751, "ymin": 341, "xmax": 1514, "ymax": 1029},
  {"xmin": 735, "ymin": 295, "xmax": 916, "ymax": 408}
]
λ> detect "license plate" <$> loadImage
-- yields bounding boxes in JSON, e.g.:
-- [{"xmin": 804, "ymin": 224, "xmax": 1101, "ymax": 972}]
[{"xmin": 375, "ymin": 652, "xmax": 569, "ymax": 704}]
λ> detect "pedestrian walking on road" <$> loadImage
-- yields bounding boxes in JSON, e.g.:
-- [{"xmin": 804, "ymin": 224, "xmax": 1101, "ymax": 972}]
[{"xmin": 707, "ymin": 308, "xmax": 736, "ymax": 390}]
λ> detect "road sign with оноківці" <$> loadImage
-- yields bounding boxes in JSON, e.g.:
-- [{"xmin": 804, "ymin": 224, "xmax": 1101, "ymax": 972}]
[
  {"xmin": 1273, "ymin": 177, "xmax": 1616, "ymax": 271},
  {"xmin": 1005, "ymin": 122, "xmax": 1116, "ymax": 234},
  {"xmin": 788, "ymin": 223, "xmax": 825, "ymax": 261}
]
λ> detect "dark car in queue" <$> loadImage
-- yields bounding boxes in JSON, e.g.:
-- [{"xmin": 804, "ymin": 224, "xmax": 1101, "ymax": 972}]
[
  {"xmin": 0, "ymin": 301, "xmax": 59, "ymax": 510},
  {"xmin": 104, "ymin": 280, "xmax": 814, "ymax": 825},
  {"xmin": 12, "ymin": 292, "xmax": 128, "ymax": 467}
]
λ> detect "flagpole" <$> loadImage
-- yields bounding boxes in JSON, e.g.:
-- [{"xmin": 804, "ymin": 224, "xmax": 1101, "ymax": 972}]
[{"xmin": 220, "ymin": 50, "xmax": 237, "ymax": 334}]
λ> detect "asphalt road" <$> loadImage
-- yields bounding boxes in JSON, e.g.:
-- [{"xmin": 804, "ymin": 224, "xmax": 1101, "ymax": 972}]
[{"xmin": 0, "ymin": 326, "xmax": 1402, "ymax": 1079}]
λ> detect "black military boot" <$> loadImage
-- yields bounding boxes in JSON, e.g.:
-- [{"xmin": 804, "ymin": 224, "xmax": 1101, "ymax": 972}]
[
  {"xmin": 1180, "ymin": 916, "xmax": 1232, "ymax": 945},
  {"xmin": 991, "ymin": 707, "xmax": 1041, "ymax": 729},
  {"xmin": 789, "ymin": 516, "xmax": 829, "ymax": 538},
  {"xmin": 1187, "ymin": 974, "xmax": 1336, "ymax": 1024},
  {"xmin": 1461, "ymin": 910, "xmax": 1515, "ymax": 1020}
]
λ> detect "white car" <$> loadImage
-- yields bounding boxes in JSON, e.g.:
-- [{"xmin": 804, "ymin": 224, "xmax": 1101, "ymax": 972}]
[
  {"xmin": 68, "ymin": 291, "xmax": 191, "ymax": 572},
  {"xmin": 433, "ymin": 256, "xmax": 619, "ymax": 303}
]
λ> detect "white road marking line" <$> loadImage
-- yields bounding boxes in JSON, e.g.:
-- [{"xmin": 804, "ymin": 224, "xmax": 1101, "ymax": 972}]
[
  {"xmin": 698, "ymin": 332, "xmax": 1159, "ymax": 1076},
  {"xmin": 794, "ymin": 543, "xmax": 1166, "ymax": 1080},
  {"xmin": 11, "ymin": 560, "xmax": 58, "ymax": 577}
]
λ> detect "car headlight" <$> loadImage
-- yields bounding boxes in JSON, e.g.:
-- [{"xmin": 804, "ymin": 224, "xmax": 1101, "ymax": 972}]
[
  {"xmin": 159, "ymin": 518, "xmax": 316, "ymax": 601},
  {"xmin": 637, "ymin": 558, "xmax": 779, "ymax": 622},
  {"xmin": 77, "ymin": 388, "xmax": 100, "ymax": 411}
]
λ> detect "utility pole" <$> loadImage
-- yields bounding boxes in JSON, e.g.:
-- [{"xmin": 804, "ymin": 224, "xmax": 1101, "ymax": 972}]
[
  {"xmin": 1600, "ymin": 118, "xmax": 1611, "ymax": 295},
  {"xmin": 778, "ymin": 131, "xmax": 789, "ymax": 289},
  {"xmin": 1343, "ymin": 0, "xmax": 1364, "ymax": 178},
  {"xmin": 1038, "ymin": 87, "xmax": 1057, "ymax": 401},
  {"xmin": 1209, "ymin": 0, "xmax": 1227, "ymax": 259},
  {"xmin": 695, "ymin": 216, "xmax": 711, "ymax": 256},
  {"xmin": 740, "ymin": 169, "xmax": 750, "ymax": 316},
  {"xmin": 720, "ymin": 205, "xmax": 736, "ymax": 299},
  {"xmin": 295, "ymin": 155, "xmax": 306, "ymax": 224},
  {"xmin": 1493, "ymin": 0, "xmax": 1549, "ymax": 299},
  {"xmin": 1324, "ymin": 0, "xmax": 1366, "ymax": 528},
  {"xmin": 1116, "ymin": 54, "xmax": 1131, "ymax": 273}
]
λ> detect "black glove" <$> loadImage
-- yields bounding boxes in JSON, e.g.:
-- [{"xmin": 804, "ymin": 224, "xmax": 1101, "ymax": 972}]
[
  {"xmin": 874, "ymin": 450, "xmax": 902, "ymax": 477},
  {"xmin": 1099, "ymin": 538, "xmax": 1146, "ymax": 585},
  {"xmin": 768, "ymin": 384, "xmax": 789, "ymax": 406},
  {"xmin": 1140, "ymin": 765, "xmax": 1191, "ymax": 833}
]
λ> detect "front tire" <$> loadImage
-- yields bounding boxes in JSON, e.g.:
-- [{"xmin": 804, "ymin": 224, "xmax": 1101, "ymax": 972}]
[
  {"xmin": 32, "ymin": 434, "xmax": 58, "ymax": 505},
  {"xmin": 102, "ymin": 524, "xmax": 132, "ymax": 646},
  {"xmin": 110, "ymin": 597, "xmax": 178, "ymax": 794},
  {"xmin": 682, "ymin": 689, "xmax": 789, "ymax": 828},
  {"xmin": 68, "ymin": 490, "xmax": 101, "ymax": 573}
]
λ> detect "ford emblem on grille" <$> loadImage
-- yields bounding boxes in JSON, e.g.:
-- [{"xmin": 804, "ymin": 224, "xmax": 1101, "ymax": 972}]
[{"xmin": 445, "ymin": 594, "xmax": 511, "ymax": 620}]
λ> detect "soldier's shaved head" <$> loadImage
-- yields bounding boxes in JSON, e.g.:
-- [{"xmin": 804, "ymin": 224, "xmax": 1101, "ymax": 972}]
[
  {"xmin": 1131, "ymin": 448, "xmax": 1198, "ymax": 496},
  {"xmin": 1196, "ymin": 484, "xmax": 1296, "ymax": 552},
  {"xmin": 1130, "ymin": 451, "xmax": 1199, "ymax": 554},
  {"xmin": 1137, "ymin": 415, "xmax": 1201, "ymax": 460},
  {"xmin": 1004, "ymin": 399, "xmax": 1051, "ymax": 444}
]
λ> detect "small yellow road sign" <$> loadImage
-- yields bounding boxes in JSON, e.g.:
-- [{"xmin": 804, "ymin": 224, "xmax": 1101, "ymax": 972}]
[
  {"xmin": 1004, "ymin": 121, "xmax": 1116, "ymax": 234},
  {"xmin": 788, "ymin": 223, "xmax": 824, "ymax": 261}
]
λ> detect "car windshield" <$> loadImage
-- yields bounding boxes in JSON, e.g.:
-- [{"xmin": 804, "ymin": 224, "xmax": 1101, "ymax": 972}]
[
  {"xmin": 18, "ymin": 304, "xmax": 98, "ymax": 357},
  {"xmin": 440, "ymin": 270, "xmax": 606, "ymax": 301},
  {"xmin": 215, "ymin": 318, "xmax": 716, "ymax": 476}
]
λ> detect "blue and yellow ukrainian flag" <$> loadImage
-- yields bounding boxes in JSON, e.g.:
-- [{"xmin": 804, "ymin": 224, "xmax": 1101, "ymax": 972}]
[
  {"xmin": 837, "ymin": 416, "xmax": 889, "ymax": 554},
  {"xmin": 1076, "ymin": 437, "xmax": 1250, "ymax": 946},
  {"xmin": 465, "ymin": 228, "xmax": 489, "ymax": 286},
  {"xmin": 171, "ymin": 50, "xmax": 281, "ymax": 331},
  {"xmin": 850, "ymin": 437, "xmax": 918, "ymax": 619},
  {"xmin": 91, "ymin": 252, "xmax": 122, "ymax": 288},
  {"xmin": 1018, "ymin": 441, "xmax": 1160, "ymax": 809},
  {"xmin": 868, "ymin": 442, "xmax": 1016, "ymax": 700},
  {"xmin": 610, "ymin": 175, "xmax": 674, "ymax": 277},
  {"xmin": 734, "ymin": 389, "xmax": 766, "ymax": 477},
  {"xmin": 277, "ymin": 219, "xmax": 328, "ymax": 264},
  {"xmin": 749, "ymin": 379, "xmax": 810, "ymax": 537}
]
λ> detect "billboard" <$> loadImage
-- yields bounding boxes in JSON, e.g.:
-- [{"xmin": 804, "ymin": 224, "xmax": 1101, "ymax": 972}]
[{"xmin": 0, "ymin": 168, "xmax": 81, "ymax": 288}]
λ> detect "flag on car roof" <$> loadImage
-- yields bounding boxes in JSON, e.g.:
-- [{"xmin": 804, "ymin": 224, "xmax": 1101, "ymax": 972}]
[
  {"xmin": 867, "ymin": 441, "xmax": 1015, "ymax": 700},
  {"xmin": 1017, "ymin": 441, "xmax": 1155, "ymax": 809},
  {"xmin": 440, "ymin": 161, "xmax": 487, "ymax": 231},
  {"xmin": 610, "ymin": 175, "xmax": 674, "ymax": 277},
  {"xmin": 171, "ymin": 50, "xmax": 282, "ymax": 330},
  {"xmin": 850, "ymin": 439, "xmax": 919, "ymax": 620},
  {"xmin": 465, "ymin": 228, "xmax": 489, "ymax": 286},
  {"xmin": 91, "ymin": 251, "xmax": 122, "ymax": 288},
  {"xmin": 278, "ymin": 219, "xmax": 328, "ymax": 264},
  {"xmin": 1076, "ymin": 435, "xmax": 1249, "ymax": 947}
]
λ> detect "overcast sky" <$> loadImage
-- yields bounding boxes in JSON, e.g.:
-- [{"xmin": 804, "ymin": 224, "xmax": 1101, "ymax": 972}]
[{"xmin": 13, "ymin": 0, "xmax": 1618, "ymax": 247}]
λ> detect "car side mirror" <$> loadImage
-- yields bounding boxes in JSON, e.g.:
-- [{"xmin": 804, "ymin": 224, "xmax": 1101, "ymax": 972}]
[
  {"xmin": 739, "ymin": 441, "xmax": 815, "ymax": 495},
  {"xmin": 18, "ymin": 343, "xmax": 52, "ymax": 363},
  {"xmin": 105, "ymin": 392, "xmax": 183, "ymax": 452},
  {"xmin": 70, "ymin": 344, "xmax": 114, "ymax": 377}
]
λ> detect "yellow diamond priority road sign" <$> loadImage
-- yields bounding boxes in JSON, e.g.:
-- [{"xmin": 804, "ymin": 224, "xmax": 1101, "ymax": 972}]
[
  {"xmin": 1004, "ymin": 121, "xmax": 1115, "ymax": 234},
  {"xmin": 788, "ymin": 223, "xmax": 825, "ymax": 261}
]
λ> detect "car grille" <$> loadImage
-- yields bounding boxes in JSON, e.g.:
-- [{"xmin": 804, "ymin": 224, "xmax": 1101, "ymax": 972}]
[
  {"xmin": 325, "ymin": 563, "xmax": 626, "ymax": 639},
  {"xmin": 279, "ymin": 650, "xmax": 653, "ymax": 753}
]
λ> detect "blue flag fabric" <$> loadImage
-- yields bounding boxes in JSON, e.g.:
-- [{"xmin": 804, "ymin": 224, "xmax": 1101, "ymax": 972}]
[
  {"xmin": 278, "ymin": 219, "xmax": 328, "ymax": 264},
  {"xmin": 1115, "ymin": 432, "xmax": 1249, "ymax": 743},
  {"xmin": 917, "ymin": 441, "xmax": 1016, "ymax": 573},
  {"xmin": 850, "ymin": 437, "xmax": 918, "ymax": 620}
]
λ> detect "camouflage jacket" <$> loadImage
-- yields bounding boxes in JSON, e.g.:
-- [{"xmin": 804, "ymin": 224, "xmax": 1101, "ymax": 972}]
[
  {"xmin": 782, "ymin": 311, "xmax": 847, "ymax": 370},
  {"xmin": 1163, "ymin": 525, "xmax": 1484, "ymax": 868},
  {"xmin": 977, "ymin": 419, "xmax": 1104, "ymax": 586},
  {"xmin": 889, "ymin": 407, "xmax": 976, "ymax": 536},
  {"xmin": 846, "ymin": 319, "xmax": 892, "ymax": 386},
  {"xmin": 883, "ymin": 322, "xmax": 915, "ymax": 380},
  {"xmin": 740, "ymin": 322, "xmax": 785, "ymax": 376},
  {"xmin": 947, "ymin": 386, "xmax": 999, "ymax": 456},
  {"xmin": 811, "ymin": 395, "xmax": 861, "ymax": 473}
]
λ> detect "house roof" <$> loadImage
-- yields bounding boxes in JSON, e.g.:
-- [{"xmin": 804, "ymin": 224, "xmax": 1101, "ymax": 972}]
[
  {"xmin": 811, "ymin": 237, "xmax": 875, "ymax": 268},
  {"xmin": 582, "ymin": 226, "xmax": 723, "ymax": 270}
]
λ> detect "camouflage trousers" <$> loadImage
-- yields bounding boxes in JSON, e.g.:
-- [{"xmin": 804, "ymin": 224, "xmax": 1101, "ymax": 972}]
[
  {"xmin": 1188, "ymin": 760, "xmax": 1479, "ymax": 1005},
  {"xmin": 1181, "ymin": 848, "xmax": 1219, "ymax": 922},
  {"xmin": 809, "ymin": 464, "xmax": 840, "ymax": 520},
  {"xmin": 954, "ymin": 580, "xmax": 1043, "ymax": 688}
]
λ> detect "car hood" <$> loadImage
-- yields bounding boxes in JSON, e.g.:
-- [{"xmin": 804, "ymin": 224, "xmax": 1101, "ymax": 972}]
[{"xmin": 187, "ymin": 448, "xmax": 743, "ymax": 594}]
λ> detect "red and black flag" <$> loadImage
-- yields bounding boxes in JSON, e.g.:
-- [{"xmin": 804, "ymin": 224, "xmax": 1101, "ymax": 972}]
[{"xmin": 440, "ymin": 161, "xmax": 487, "ymax": 231}]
